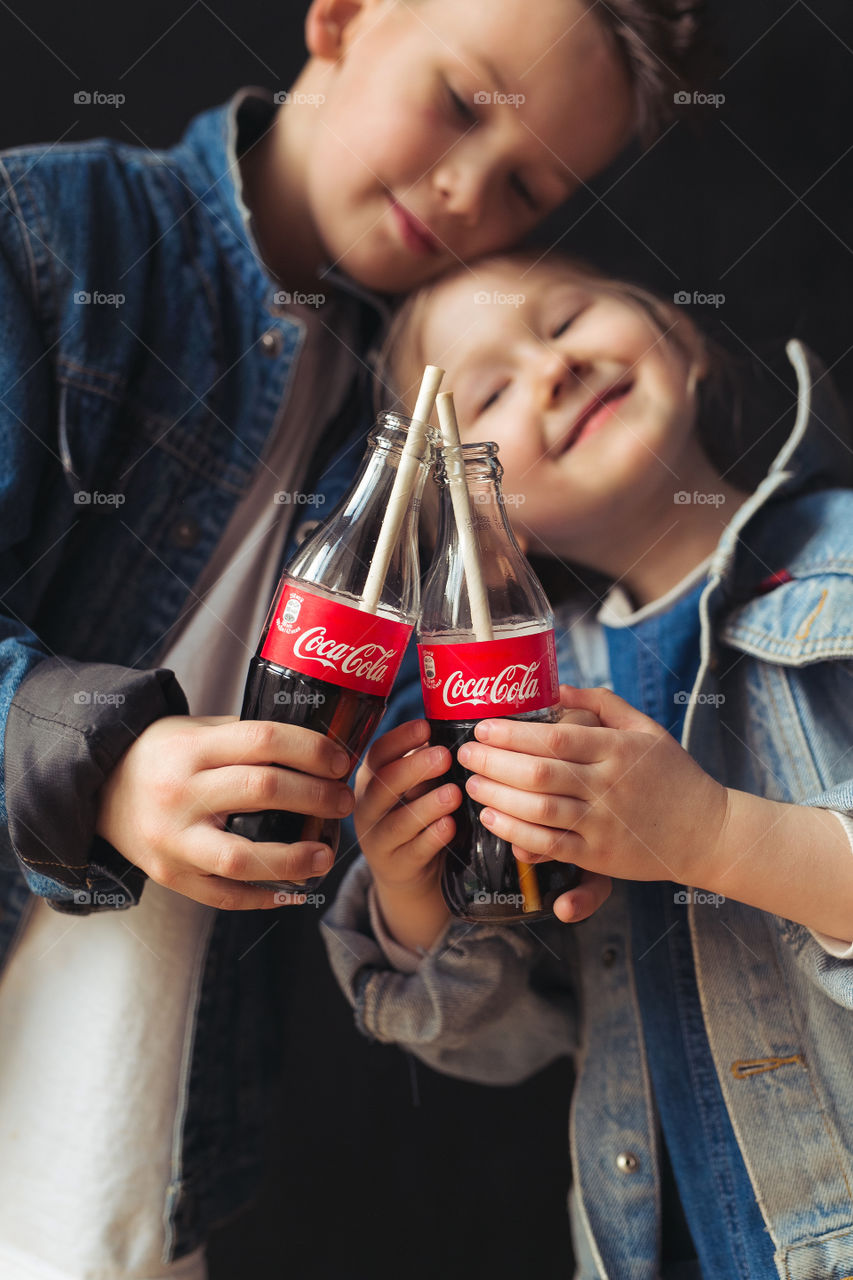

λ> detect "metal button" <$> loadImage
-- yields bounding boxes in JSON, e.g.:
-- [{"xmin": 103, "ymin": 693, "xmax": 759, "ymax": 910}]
[
  {"xmin": 171, "ymin": 516, "xmax": 200, "ymax": 549},
  {"xmin": 260, "ymin": 328, "xmax": 284, "ymax": 357},
  {"xmin": 601, "ymin": 945, "xmax": 618, "ymax": 968},
  {"xmin": 616, "ymin": 1151, "xmax": 640, "ymax": 1174}
]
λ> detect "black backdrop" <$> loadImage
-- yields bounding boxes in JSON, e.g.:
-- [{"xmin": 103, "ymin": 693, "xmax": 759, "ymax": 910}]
[{"xmin": 1, "ymin": 3, "xmax": 851, "ymax": 1278}]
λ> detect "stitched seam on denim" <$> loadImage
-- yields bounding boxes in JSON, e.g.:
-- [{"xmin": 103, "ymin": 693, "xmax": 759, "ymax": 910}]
[
  {"xmin": 762, "ymin": 664, "xmax": 823, "ymax": 793},
  {"xmin": 57, "ymin": 372, "xmax": 124, "ymax": 405},
  {"xmin": 19, "ymin": 170, "xmax": 62, "ymax": 336},
  {"xmin": 782, "ymin": 1223, "xmax": 853, "ymax": 1277},
  {"xmin": 58, "ymin": 355, "xmax": 125, "ymax": 386},
  {"xmin": 0, "ymin": 161, "xmax": 40, "ymax": 304},
  {"xmin": 764, "ymin": 909, "xmax": 853, "ymax": 1212}
]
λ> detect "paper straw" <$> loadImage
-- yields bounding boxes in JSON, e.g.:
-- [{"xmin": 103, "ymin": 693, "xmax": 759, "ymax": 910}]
[
  {"xmin": 360, "ymin": 365, "xmax": 444, "ymax": 615},
  {"xmin": 435, "ymin": 393, "xmax": 542, "ymax": 916}
]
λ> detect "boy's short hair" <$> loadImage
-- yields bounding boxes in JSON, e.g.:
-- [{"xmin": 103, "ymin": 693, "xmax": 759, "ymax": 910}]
[{"xmin": 591, "ymin": 0, "xmax": 712, "ymax": 143}]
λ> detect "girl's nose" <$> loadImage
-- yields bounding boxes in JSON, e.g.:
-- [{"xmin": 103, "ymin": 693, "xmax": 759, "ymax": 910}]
[{"xmin": 537, "ymin": 351, "xmax": 574, "ymax": 410}]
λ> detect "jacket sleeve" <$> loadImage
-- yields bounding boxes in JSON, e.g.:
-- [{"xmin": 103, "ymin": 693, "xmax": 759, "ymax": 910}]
[
  {"xmin": 768, "ymin": 776, "xmax": 853, "ymax": 1009},
  {"xmin": 0, "ymin": 173, "xmax": 188, "ymax": 915},
  {"xmin": 321, "ymin": 858, "xmax": 578, "ymax": 1085}
]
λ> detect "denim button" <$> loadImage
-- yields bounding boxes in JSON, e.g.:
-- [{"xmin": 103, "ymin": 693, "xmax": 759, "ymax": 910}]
[
  {"xmin": 260, "ymin": 328, "xmax": 284, "ymax": 356},
  {"xmin": 171, "ymin": 517, "xmax": 200, "ymax": 549},
  {"xmin": 616, "ymin": 1151, "xmax": 640, "ymax": 1173},
  {"xmin": 602, "ymin": 945, "xmax": 618, "ymax": 968}
]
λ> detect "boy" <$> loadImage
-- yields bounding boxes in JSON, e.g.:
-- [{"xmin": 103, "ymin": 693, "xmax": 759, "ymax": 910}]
[{"xmin": 0, "ymin": 0, "xmax": 705, "ymax": 1275}]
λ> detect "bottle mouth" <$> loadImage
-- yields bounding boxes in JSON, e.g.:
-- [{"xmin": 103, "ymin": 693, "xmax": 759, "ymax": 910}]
[
  {"xmin": 434, "ymin": 439, "xmax": 503, "ymax": 486},
  {"xmin": 370, "ymin": 411, "xmax": 438, "ymax": 462}
]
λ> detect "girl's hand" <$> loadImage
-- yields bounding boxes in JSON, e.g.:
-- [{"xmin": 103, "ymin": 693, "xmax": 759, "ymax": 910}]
[
  {"xmin": 456, "ymin": 685, "xmax": 729, "ymax": 903},
  {"xmin": 96, "ymin": 715, "xmax": 354, "ymax": 910},
  {"xmin": 354, "ymin": 719, "xmax": 461, "ymax": 950}
]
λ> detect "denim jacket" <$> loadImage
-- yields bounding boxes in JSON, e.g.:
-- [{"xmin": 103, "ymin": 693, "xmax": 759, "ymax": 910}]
[
  {"xmin": 323, "ymin": 341, "xmax": 853, "ymax": 1280},
  {"xmin": 0, "ymin": 88, "xmax": 381, "ymax": 1255}
]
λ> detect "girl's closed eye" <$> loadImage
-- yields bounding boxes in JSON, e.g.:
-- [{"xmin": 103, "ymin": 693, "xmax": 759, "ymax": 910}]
[
  {"xmin": 478, "ymin": 381, "xmax": 509, "ymax": 415},
  {"xmin": 550, "ymin": 309, "xmax": 584, "ymax": 339}
]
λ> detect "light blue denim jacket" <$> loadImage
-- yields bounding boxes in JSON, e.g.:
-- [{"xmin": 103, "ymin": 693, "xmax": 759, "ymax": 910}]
[
  {"xmin": 323, "ymin": 341, "xmax": 853, "ymax": 1280},
  {"xmin": 0, "ymin": 88, "xmax": 380, "ymax": 1257}
]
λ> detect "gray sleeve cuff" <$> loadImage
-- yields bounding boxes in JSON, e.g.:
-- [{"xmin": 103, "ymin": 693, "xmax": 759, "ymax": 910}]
[{"xmin": 3, "ymin": 657, "xmax": 188, "ymax": 913}]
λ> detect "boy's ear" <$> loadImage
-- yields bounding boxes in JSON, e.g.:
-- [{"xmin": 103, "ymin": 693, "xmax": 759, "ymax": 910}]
[{"xmin": 305, "ymin": 0, "xmax": 379, "ymax": 60}]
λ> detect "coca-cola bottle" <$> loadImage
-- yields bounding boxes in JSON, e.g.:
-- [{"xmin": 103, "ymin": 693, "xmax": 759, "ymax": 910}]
[
  {"xmin": 226, "ymin": 412, "xmax": 434, "ymax": 893},
  {"xmin": 418, "ymin": 441, "xmax": 580, "ymax": 924}
]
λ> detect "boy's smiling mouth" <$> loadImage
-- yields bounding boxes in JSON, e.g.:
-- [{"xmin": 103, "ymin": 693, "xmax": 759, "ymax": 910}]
[
  {"xmin": 556, "ymin": 378, "xmax": 634, "ymax": 454},
  {"xmin": 388, "ymin": 198, "xmax": 441, "ymax": 256}
]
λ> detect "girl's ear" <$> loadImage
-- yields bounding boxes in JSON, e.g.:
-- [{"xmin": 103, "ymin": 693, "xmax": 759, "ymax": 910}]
[{"xmin": 304, "ymin": 0, "xmax": 380, "ymax": 59}]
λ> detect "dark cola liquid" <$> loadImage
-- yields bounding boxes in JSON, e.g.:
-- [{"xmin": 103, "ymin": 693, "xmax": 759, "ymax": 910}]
[
  {"xmin": 430, "ymin": 717, "xmax": 581, "ymax": 924},
  {"xmin": 226, "ymin": 655, "xmax": 386, "ymax": 892}
]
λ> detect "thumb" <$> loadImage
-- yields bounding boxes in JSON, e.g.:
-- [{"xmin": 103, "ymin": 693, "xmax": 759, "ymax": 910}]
[{"xmin": 559, "ymin": 684, "xmax": 662, "ymax": 735}]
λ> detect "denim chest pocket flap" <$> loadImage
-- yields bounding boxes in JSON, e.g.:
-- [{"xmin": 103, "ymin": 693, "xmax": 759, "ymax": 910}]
[{"xmin": 720, "ymin": 572, "xmax": 853, "ymax": 665}]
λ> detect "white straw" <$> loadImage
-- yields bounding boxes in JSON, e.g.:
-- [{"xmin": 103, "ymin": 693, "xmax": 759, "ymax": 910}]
[
  {"xmin": 435, "ymin": 393, "xmax": 493, "ymax": 641},
  {"xmin": 360, "ymin": 365, "xmax": 444, "ymax": 614},
  {"xmin": 437, "ymin": 393, "xmax": 541, "ymax": 914}
]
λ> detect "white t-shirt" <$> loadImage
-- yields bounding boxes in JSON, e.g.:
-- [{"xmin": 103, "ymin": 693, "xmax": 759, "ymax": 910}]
[{"xmin": 0, "ymin": 291, "xmax": 362, "ymax": 1280}]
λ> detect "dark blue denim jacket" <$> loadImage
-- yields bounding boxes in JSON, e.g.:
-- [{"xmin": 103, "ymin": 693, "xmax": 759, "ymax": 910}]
[{"xmin": 0, "ymin": 88, "xmax": 380, "ymax": 1256}]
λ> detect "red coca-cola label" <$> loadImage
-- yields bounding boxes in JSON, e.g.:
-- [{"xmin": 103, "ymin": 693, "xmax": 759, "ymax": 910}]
[
  {"xmin": 418, "ymin": 630, "xmax": 559, "ymax": 719},
  {"xmin": 261, "ymin": 585, "xmax": 412, "ymax": 697}
]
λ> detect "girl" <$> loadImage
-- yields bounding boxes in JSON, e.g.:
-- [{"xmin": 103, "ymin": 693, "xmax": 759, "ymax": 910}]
[{"xmin": 322, "ymin": 251, "xmax": 853, "ymax": 1279}]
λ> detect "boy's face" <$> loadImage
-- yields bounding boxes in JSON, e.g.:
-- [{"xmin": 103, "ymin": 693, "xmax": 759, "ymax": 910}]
[
  {"xmin": 415, "ymin": 261, "xmax": 701, "ymax": 562},
  {"xmin": 300, "ymin": 0, "xmax": 633, "ymax": 292}
]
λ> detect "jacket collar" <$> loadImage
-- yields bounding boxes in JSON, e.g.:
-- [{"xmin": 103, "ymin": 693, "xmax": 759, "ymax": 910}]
[
  {"xmin": 708, "ymin": 340, "xmax": 852, "ymax": 589},
  {"xmin": 175, "ymin": 87, "xmax": 390, "ymax": 325}
]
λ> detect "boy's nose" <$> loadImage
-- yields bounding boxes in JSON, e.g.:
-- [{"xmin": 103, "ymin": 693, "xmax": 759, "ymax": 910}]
[{"xmin": 431, "ymin": 163, "xmax": 483, "ymax": 228}]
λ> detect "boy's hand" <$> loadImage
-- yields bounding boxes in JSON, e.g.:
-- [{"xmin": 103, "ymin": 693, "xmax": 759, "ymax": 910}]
[
  {"xmin": 456, "ymin": 684, "xmax": 729, "ymax": 921},
  {"xmin": 95, "ymin": 715, "xmax": 354, "ymax": 910},
  {"xmin": 354, "ymin": 719, "xmax": 461, "ymax": 951}
]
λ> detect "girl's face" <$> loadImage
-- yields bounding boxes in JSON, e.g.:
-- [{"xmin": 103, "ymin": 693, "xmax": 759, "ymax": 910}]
[{"xmin": 415, "ymin": 262, "xmax": 704, "ymax": 562}]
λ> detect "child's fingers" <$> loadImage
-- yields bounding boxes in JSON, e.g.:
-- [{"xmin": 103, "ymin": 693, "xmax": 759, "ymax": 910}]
[
  {"xmin": 371, "ymin": 783, "xmax": 461, "ymax": 853},
  {"xmin": 458, "ymin": 739, "xmax": 593, "ymax": 795},
  {"xmin": 358, "ymin": 743, "xmax": 452, "ymax": 825},
  {"xmin": 193, "ymin": 764, "xmax": 353, "ymax": 819},
  {"xmin": 393, "ymin": 814, "xmax": 457, "ymax": 868},
  {"xmin": 477, "ymin": 805, "xmax": 583, "ymax": 861},
  {"xmin": 468, "ymin": 720, "xmax": 605, "ymax": 765},
  {"xmin": 359, "ymin": 719, "xmax": 431, "ymax": 782},
  {"xmin": 552, "ymin": 870, "xmax": 613, "ymax": 924},
  {"xmin": 466, "ymin": 773, "xmax": 585, "ymax": 829}
]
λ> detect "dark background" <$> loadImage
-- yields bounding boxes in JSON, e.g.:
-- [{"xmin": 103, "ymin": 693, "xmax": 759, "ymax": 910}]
[{"xmin": 1, "ymin": 3, "xmax": 851, "ymax": 1278}]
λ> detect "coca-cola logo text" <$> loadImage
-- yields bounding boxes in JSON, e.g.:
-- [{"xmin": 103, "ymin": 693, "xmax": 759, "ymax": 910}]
[
  {"xmin": 443, "ymin": 661, "xmax": 541, "ymax": 709},
  {"xmin": 291, "ymin": 627, "xmax": 397, "ymax": 685}
]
